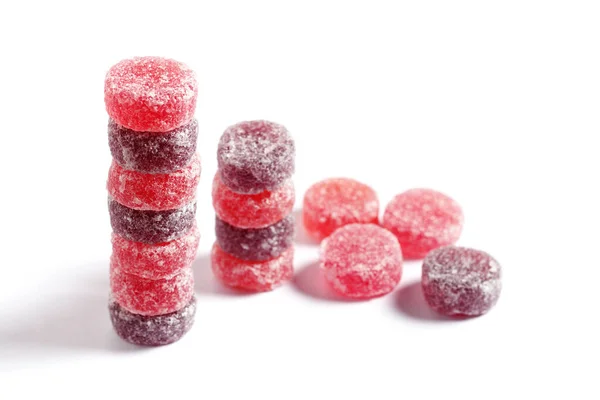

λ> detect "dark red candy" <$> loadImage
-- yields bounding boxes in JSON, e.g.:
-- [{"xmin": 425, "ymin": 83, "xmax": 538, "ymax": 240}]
[
  {"xmin": 108, "ymin": 119, "xmax": 198, "ymax": 174},
  {"xmin": 215, "ymin": 215, "xmax": 294, "ymax": 261},
  {"xmin": 109, "ymin": 295, "xmax": 196, "ymax": 346},
  {"xmin": 108, "ymin": 198, "xmax": 196, "ymax": 244}
]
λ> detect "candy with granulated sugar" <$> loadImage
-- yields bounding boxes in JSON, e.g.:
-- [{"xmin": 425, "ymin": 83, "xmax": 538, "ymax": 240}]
[
  {"xmin": 108, "ymin": 198, "xmax": 196, "ymax": 244},
  {"xmin": 215, "ymin": 215, "xmax": 294, "ymax": 261},
  {"xmin": 211, "ymin": 242, "xmax": 294, "ymax": 292},
  {"xmin": 422, "ymin": 246, "xmax": 502, "ymax": 317},
  {"xmin": 112, "ymin": 223, "xmax": 199, "ymax": 280},
  {"xmin": 105, "ymin": 57, "xmax": 198, "ymax": 132},
  {"xmin": 107, "ymin": 153, "xmax": 200, "ymax": 211},
  {"xmin": 108, "ymin": 118, "xmax": 198, "ymax": 174},
  {"xmin": 212, "ymin": 173, "xmax": 294, "ymax": 229},
  {"xmin": 382, "ymin": 188, "xmax": 464, "ymax": 259},
  {"xmin": 110, "ymin": 259, "xmax": 194, "ymax": 316},
  {"xmin": 217, "ymin": 120, "xmax": 295, "ymax": 194},
  {"xmin": 303, "ymin": 178, "xmax": 379, "ymax": 242},
  {"xmin": 320, "ymin": 224, "xmax": 402, "ymax": 299},
  {"xmin": 109, "ymin": 295, "xmax": 196, "ymax": 346}
]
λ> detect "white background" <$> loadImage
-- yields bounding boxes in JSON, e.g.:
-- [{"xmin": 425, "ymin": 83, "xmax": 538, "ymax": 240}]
[{"xmin": 0, "ymin": 1, "xmax": 598, "ymax": 398}]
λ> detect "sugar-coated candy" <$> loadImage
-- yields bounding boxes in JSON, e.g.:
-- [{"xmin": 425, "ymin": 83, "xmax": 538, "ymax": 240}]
[
  {"xmin": 109, "ymin": 198, "xmax": 196, "ymax": 244},
  {"xmin": 303, "ymin": 178, "xmax": 379, "ymax": 241},
  {"xmin": 108, "ymin": 118, "xmax": 198, "ymax": 174},
  {"xmin": 382, "ymin": 189, "xmax": 464, "ymax": 259},
  {"xmin": 212, "ymin": 173, "xmax": 294, "ymax": 229},
  {"xmin": 105, "ymin": 57, "xmax": 198, "ymax": 132},
  {"xmin": 211, "ymin": 242, "xmax": 294, "ymax": 292},
  {"xmin": 217, "ymin": 120, "xmax": 295, "ymax": 194},
  {"xmin": 107, "ymin": 153, "xmax": 201, "ymax": 211},
  {"xmin": 321, "ymin": 224, "xmax": 402, "ymax": 299},
  {"xmin": 215, "ymin": 215, "xmax": 294, "ymax": 262},
  {"xmin": 109, "ymin": 295, "xmax": 196, "ymax": 346},
  {"xmin": 112, "ymin": 223, "xmax": 200, "ymax": 280},
  {"xmin": 422, "ymin": 246, "xmax": 502, "ymax": 317},
  {"xmin": 110, "ymin": 259, "xmax": 194, "ymax": 316}
]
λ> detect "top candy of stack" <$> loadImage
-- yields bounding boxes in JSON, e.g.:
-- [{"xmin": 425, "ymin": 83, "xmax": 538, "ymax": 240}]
[{"xmin": 105, "ymin": 57, "xmax": 198, "ymax": 132}]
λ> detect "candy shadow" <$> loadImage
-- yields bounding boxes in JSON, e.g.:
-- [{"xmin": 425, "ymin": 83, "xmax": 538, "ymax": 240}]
[
  {"xmin": 193, "ymin": 253, "xmax": 254, "ymax": 296},
  {"xmin": 292, "ymin": 262, "xmax": 361, "ymax": 302},
  {"xmin": 292, "ymin": 209, "xmax": 318, "ymax": 246},
  {"xmin": 393, "ymin": 281, "xmax": 456, "ymax": 321}
]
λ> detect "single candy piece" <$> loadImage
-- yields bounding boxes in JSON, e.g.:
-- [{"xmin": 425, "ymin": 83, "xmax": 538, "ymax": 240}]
[
  {"xmin": 108, "ymin": 198, "xmax": 196, "ymax": 244},
  {"xmin": 217, "ymin": 120, "xmax": 295, "ymax": 194},
  {"xmin": 422, "ymin": 246, "xmax": 502, "ymax": 317},
  {"xmin": 104, "ymin": 56, "xmax": 198, "ymax": 132},
  {"xmin": 320, "ymin": 224, "xmax": 403, "ymax": 299},
  {"xmin": 212, "ymin": 173, "xmax": 294, "ymax": 229},
  {"xmin": 107, "ymin": 153, "xmax": 201, "ymax": 211},
  {"xmin": 110, "ymin": 260, "xmax": 194, "ymax": 316},
  {"xmin": 303, "ymin": 178, "xmax": 379, "ymax": 241},
  {"xmin": 215, "ymin": 215, "xmax": 294, "ymax": 261},
  {"xmin": 211, "ymin": 242, "xmax": 294, "ymax": 292},
  {"xmin": 112, "ymin": 223, "xmax": 200, "ymax": 280},
  {"xmin": 382, "ymin": 189, "xmax": 464, "ymax": 259},
  {"xmin": 109, "ymin": 295, "xmax": 196, "ymax": 346},
  {"xmin": 108, "ymin": 118, "xmax": 198, "ymax": 174}
]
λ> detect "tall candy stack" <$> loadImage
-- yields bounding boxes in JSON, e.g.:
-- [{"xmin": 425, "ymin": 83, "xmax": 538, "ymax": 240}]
[
  {"xmin": 104, "ymin": 57, "xmax": 201, "ymax": 346},
  {"xmin": 211, "ymin": 121, "xmax": 296, "ymax": 291}
]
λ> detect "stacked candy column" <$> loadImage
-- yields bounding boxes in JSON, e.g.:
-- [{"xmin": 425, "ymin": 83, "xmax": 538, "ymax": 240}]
[
  {"xmin": 104, "ymin": 57, "xmax": 201, "ymax": 346},
  {"xmin": 211, "ymin": 121, "xmax": 296, "ymax": 292}
]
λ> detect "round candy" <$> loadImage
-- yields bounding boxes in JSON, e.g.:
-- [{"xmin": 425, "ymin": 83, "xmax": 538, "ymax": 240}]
[
  {"xmin": 108, "ymin": 118, "xmax": 198, "ymax": 174},
  {"xmin": 320, "ymin": 224, "xmax": 403, "ymax": 299},
  {"xmin": 303, "ymin": 178, "xmax": 379, "ymax": 241},
  {"xmin": 104, "ymin": 56, "xmax": 198, "ymax": 132},
  {"xmin": 217, "ymin": 120, "xmax": 295, "ymax": 194},
  {"xmin": 110, "ymin": 260, "xmax": 194, "ymax": 316},
  {"xmin": 112, "ymin": 223, "xmax": 200, "ymax": 280},
  {"xmin": 212, "ymin": 173, "xmax": 294, "ymax": 229},
  {"xmin": 382, "ymin": 188, "xmax": 464, "ymax": 259},
  {"xmin": 107, "ymin": 153, "xmax": 201, "ymax": 211},
  {"xmin": 211, "ymin": 242, "xmax": 294, "ymax": 292},
  {"xmin": 109, "ymin": 295, "xmax": 196, "ymax": 346},
  {"xmin": 108, "ymin": 198, "xmax": 196, "ymax": 244},
  {"xmin": 422, "ymin": 246, "xmax": 502, "ymax": 317},
  {"xmin": 215, "ymin": 215, "xmax": 294, "ymax": 261}
]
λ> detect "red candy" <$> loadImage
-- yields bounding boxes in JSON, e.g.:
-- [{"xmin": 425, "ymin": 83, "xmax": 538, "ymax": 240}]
[
  {"xmin": 212, "ymin": 173, "xmax": 295, "ymax": 229},
  {"xmin": 110, "ymin": 259, "xmax": 194, "ymax": 316},
  {"xmin": 111, "ymin": 223, "xmax": 200, "ymax": 280},
  {"xmin": 320, "ymin": 224, "xmax": 403, "ymax": 299},
  {"xmin": 303, "ymin": 178, "xmax": 379, "ymax": 241},
  {"xmin": 107, "ymin": 153, "xmax": 201, "ymax": 211},
  {"xmin": 104, "ymin": 57, "xmax": 198, "ymax": 132},
  {"xmin": 382, "ymin": 189, "xmax": 464, "ymax": 259},
  {"xmin": 211, "ymin": 242, "xmax": 294, "ymax": 292}
]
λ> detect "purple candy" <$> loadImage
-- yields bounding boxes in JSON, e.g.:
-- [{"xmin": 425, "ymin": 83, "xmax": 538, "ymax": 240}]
[
  {"xmin": 108, "ymin": 197, "xmax": 196, "ymax": 244},
  {"xmin": 108, "ymin": 118, "xmax": 198, "ymax": 174},
  {"xmin": 217, "ymin": 120, "xmax": 295, "ymax": 194},
  {"xmin": 109, "ymin": 295, "xmax": 196, "ymax": 346}
]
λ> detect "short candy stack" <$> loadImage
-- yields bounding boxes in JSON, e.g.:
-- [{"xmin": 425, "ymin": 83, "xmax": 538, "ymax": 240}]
[
  {"xmin": 104, "ymin": 57, "xmax": 201, "ymax": 346},
  {"xmin": 211, "ymin": 121, "xmax": 296, "ymax": 291}
]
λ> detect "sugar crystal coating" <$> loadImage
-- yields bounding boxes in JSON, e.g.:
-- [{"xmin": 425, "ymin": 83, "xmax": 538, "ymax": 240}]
[
  {"xmin": 109, "ymin": 295, "xmax": 196, "ymax": 346},
  {"xmin": 212, "ymin": 173, "xmax": 295, "ymax": 229},
  {"xmin": 105, "ymin": 57, "xmax": 198, "ymax": 132},
  {"xmin": 110, "ymin": 259, "xmax": 194, "ymax": 316},
  {"xmin": 217, "ymin": 120, "xmax": 295, "ymax": 194},
  {"xmin": 107, "ymin": 153, "xmax": 200, "ymax": 211},
  {"xmin": 211, "ymin": 242, "xmax": 294, "ymax": 292},
  {"xmin": 303, "ymin": 178, "xmax": 379, "ymax": 241},
  {"xmin": 422, "ymin": 246, "xmax": 502, "ymax": 317},
  {"xmin": 215, "ymin": 215, "xmax": 294, "ymax": 261},
  {"xmin": 382, "ymin": 189, "xmax": 464, "ymax": 259},
  {"xmin": 112, "ymin": 223, "xmax": 200, "ymax": 280},
  {"xmin": 108, "ymin": 198, "xmax": 196, "ymax": 244},
  {"xmin": 321, "ymin": 224, "xmax": 403, "ymax": 299},
  {"xmin": 108, "ymin": 118, "xmax": 198, "ymax": 174}
]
